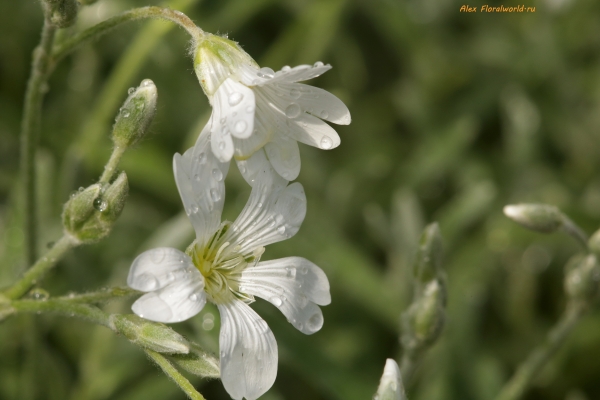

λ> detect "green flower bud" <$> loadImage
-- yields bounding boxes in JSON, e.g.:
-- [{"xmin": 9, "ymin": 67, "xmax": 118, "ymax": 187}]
[
  {"xmin": 503, "ymin": 203, "xmax": 564, "ymax": 233},
  {"xmin": 62, "ymin": 173, "xmax": 129, "ymax": 243},
  {"xmin": 112, "ymin": 79, "xmax": 158, "ymax": 149},
  {"xmin": 169, "ymin": 349, "xmax": 220, "ymax": 378},
  {"xmin": 110, "ymin": 314, "xmax": 189, "ymax": 354},
  {"xmin": 44, "ymin": 0, "xmax": 78, "ymax": 28},
  {"xmin": 565, "ymin": 254, "xmax": 600, "ymax": 302},
  {"xmin": 193, "ymin": 34, "xmax": 257, "ymax": 97},
  {"xmin": 413, "ymin": 222, "xmax": 443, "ymax": 284},
  {"xmin": 373, "ymin": 359, "xmax": 406, "ymax": 400},
  {"xmin": 588, "ymin": 228, "xmax": 600, "ymax": 257},
  {"xmin": 402, "ymin": 280, "xmax": 446, "ymax": 349}
]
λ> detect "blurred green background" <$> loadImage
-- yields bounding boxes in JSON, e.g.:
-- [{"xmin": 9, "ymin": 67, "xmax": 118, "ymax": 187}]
[{"xmin": 2, "ymin": 0, "xmax": 600, "ymax": 399}]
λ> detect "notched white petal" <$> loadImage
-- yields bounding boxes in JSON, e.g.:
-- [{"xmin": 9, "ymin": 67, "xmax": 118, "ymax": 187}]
[
  {"xmin": 218, "ymin": 301, "xmax": 277, "ymax": 400},
  {"xmin": 174, "ymin": 128, "xmax": 229, "ymax": 246},
  {"xmin": 276, "ymin": 82, "xmax": 351, "ymax": 125},
  {"xmin": 264, "ymin": 135, "xmax": 300, "ymax": 182},
  {"xmin": 236, "ymin": 148, "xmax": 279, "ymax": 187},
  {"xmin": 241, "ymin": 257, "xmax": 331, "ymax": 335},
  {"xmin": 270, "ymin": 63, "xmax": 332, "ymax": 84},
  {"xmin": 131, "ymin": 269, "xmax": 206, "ymax": 323},
  {"xmin": 128, "ymin": 248, "xmax": 194, "ymax": 292},
  {"xmin": 214, "ymin": 78, "xmax": 255, "ymax": 140}
]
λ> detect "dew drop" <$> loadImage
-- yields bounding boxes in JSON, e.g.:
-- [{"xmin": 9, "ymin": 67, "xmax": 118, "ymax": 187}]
[
  {"xmin": 228, "ymin": 92, "xmax": 243, "ymax": 106},
  {"xmin": 121, "ymin": 110, "xmax": 130, "ymax": 118},
  {"xmin": 314, "ymin": 61, "xmax": 324, "ymax": 68},
  {"xmin": 239, "ymin": 164, "xmax": 247, "ymax": 174},
  {"xmin": 141, "ymin": 79, "xmax": 154, "ymax": 87},
  {"xmin": 151, "ymin": 249, "xmax": 166, "ymax": 264},
  {"xmin": 285, "ymin": 266, "xmax": 296, "ymax": 278},
  {"xmin": 137, "ymin": 273, "xmax": 159, "ymax": 291},
  {"xmin": 290, "ymin": 88, "xmax": 301, "ymax": 99},
  {"xmin": 257, "ymin": 67, "xmax": 275, "ymax": 79},
  {"xmin": 136, "ymin": 102, "xmax": 145, "ymax": 110},
  {"xmin": 218, "ymin": 141, "xmax": 226, "ymax": 150},
  {"xmin": 191, "ymin": 204, "xmax": 199, "ymax": 213},
  {"xmin": 298, "ymin": 294, "xmax": 309, "ymax": 308},
  {"xmin": 246, "ymin": 105, "xmax": 255, "ymax": 113},
  {"xmin": 257, "ymin": 202, "xmax": 262, "ymax": 208},
  {"xmin": 166, "ymin": 272, "xmax": 175, "ymax": 281},
  {"xmin": 212, "ymin": 168, "xmax": 223, "ymax": 181},
  {"xmin": 210, "ymin": 188, "xmax": 221, "ymax": 202},
  {"xmin": 234, "ymin": 120, "xmax": 247, "ymax": 134},
  {"xmin": 194, "ymin": 174, "xmax": 201, "ymax": 181},
  {"xmin": 320, "ymin": 110, "xmax": 329, "ymax": 119},
  {"xmin": 128, "ymin": 87, "xmax": 135, "ymax": 95},
  {"xmin": 320, "ymin": 136, "xmax": 333, "ymax": 149},
  {"xmin": 189, "ymin": 293, "xmax": 198, "ymax": 301},
  {"xmin": 300, "ymin": 265, "xmax": 308, "ymax": 275},
  {"xmin": 196, "ymin": 152, "xmax": 207, "ymax": 164},
  {"xmin": 277, "ymin": 225, "xmax": 286, "ymax": 234},
  {"xmin": 270, "ymin": 296, "xmax": 283, "ymax": 307},
  {"xmin": 267, "ymin": 216, "xmax": 275, "ymax": 227},
  {"xmin": 93, "ymin": 198, "xmax": 107, "ymax": 212},
  {"xmin": 285, "ymin": 103, "xmax": 301, "ymax": 119}
]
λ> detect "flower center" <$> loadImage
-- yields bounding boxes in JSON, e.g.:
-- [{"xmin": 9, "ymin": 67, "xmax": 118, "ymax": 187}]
[{"xmin": 186, "ymin": 222, "xmax": 261, "ymax": 304}]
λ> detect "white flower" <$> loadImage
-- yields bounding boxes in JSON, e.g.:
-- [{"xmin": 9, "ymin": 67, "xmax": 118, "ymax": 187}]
[
  {"xmin": 193, "ymin": 34, "xmax": 351, "ymax": 183},
  {"xmin": 127, "ymin": 132, "xmax": 331, "ymax": 400}
]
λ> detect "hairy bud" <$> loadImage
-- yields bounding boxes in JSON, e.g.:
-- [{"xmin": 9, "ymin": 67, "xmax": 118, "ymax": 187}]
[
  {"xmin": 62, "ymin": 173, "xmax": 129, "ymax": 243},
  {"xmin": 413, "ymin": 222, "xmax": 443, "ymax": 285},
  {"xmin": 169, "ymin": 348, "xmax": 220, "ymax": 378},
  {"xmin": 402, "ymin": 280, "xmax": 446, "ymax": 349},
  {"xmin": 565, "ymin": 254, "xmax": 600, "ymax": 302},
  {"xmin": 112, "ymin": 79, "xmax": 158, "ymax": 149},
  {"xmin": 44, "ymin": 0, "xmax": 78, "ymax": 28},
  {"xmin": 110, "ymin": 314, "xmax": 190, "ymax": 354},
  {"xmin": 503, "ymin": 203, "xmax": 564, "ymax": 233},
  {"xmin": 373, "ymin": 359, "xmax": 406, "ymax": 400}
]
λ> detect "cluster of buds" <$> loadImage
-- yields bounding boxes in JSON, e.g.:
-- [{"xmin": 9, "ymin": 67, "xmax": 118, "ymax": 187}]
[{"xmin": 401, "ymin": 223, "xmax": 447, "ymax": 354}]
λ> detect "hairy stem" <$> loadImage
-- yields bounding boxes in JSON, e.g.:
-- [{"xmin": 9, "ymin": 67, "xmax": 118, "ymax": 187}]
[
  {"xmin": 11, "ymin": 299, "xmax": 111, "ymax": 327},
  {"xmin": 3, "ymin": 235, "xmax": 76, "ymax": 300},
  {"xmin": 494, "ymin": 301, "xmax": 587, "ymax": 400},
  {"xmin": 51, "ymin": 6, "xmax": 204, "ymax": 66},
  {"xmin": 57, "ymin": 286, "xmax": 141, "ymax": 303},
  {"xmin": 145, "ymin": 350, "xmax": 207, "ymax": 400},
  {"xmin": 98, "ymin": 145, "xmax": 126, "ymax": 184},
  {"xmin": 20, "ymin": 19, "xmax": 57, "ymax": 266}
]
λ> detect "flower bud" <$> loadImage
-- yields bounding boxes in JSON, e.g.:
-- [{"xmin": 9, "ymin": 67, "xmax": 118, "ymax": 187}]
[
  {"xmin": 503, "ymin": 203, "xmax": 564, "ymax": 233},
  {"xmin": 373, "ymin": 359, "xmax": 406, "ymax": 400},
  {"xmin": 402, "ymin": 280, "xmax": 446, "ymax": 349},
  {"xmin": 169, "ymin": 349, "xmax": 220, "ymax": 378},
  {"xmin": 413, "ymin": 222, "xmax": 443, "ymax": 284},
  {"xmin": 588, "ymin": 228, "xmax": 600, "ymax": 257},
  {"xmin": 110, "ymin": 314, "xmax": 190, "ymax": 354},
  {"xmin": 62, "ymin": 173, "xmax": 129, "ymax": 243},
  {"xmin": 193, "ymin": 34, "xmax": 257, "ymax": 97},
  {"xmin": 565, "ymin": 254, "xmax": 600, "ymax": 302},
  {"xmin": 43, "ymin": 0, "xmax": 78, "ymax": 28},
  {"xmin": 112, "ymin": 79, "xmax": 158, "ymax": 149}
]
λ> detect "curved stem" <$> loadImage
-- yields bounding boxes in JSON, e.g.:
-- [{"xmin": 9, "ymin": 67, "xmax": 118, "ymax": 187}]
[
  {"xmin": 145, "ymin": 350, "xmax": 207, "ymax": 400},
  {"xmin": 98, "ymin": 145, "xmax": 126, "ymax": 184},
  {"xmin": 20, "ymin": 19, "xmax": 57, "ymax": 266},
  {"xmin": 51, "ymin": 6, "xmax": 204, "ymax": 66},
  {"xmin": 58, "ymin": 286, "xmax": 141, "ymax": 303},
  {"xmin": 494, "ymin": 301, "xmax": 587, "ymax": 400},
  {"xmin": 11, "ymin": 299, "xmax": 111, "ymax": 327},
  {"xmin": 3, "ymin": 235, "xmax": 76, "ymax": 300}
]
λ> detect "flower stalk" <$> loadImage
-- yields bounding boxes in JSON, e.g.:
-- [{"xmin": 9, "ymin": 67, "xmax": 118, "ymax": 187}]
[{"xmin": 145, "ymin": 350, "xmax": 207, "ymax": 400}]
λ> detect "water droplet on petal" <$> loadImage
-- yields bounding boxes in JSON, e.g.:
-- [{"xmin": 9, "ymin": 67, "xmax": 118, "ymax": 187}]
[
  {"xmin": 320, "ymin": 110, "xmax": 329, "ymax": 119},
  {"xmin": 246, "ymin": 105, "xmax": 255, "ymax": 113},
  {"xmin": 196, "ymin": 152, "xmax": 207, "ymax": 164},
  {"xmin": 320, "ymin": 136, "xmax": 333, "ymax": 149},
  {"xmin": 307, "ymin": 312, "xmax": 323, "ymax": 332},
  {"xmin": 121, "ymin": 110, "xmax": 130, "ymax": 118},
  {"xmin": 194, "ymin": 174, "xmax": 201, "ymax": 181},
  {"xmin": 128, "ymin": 87, "xmax": 135, "ymax": 95},
  {"xmin": 220, "ymin": 117, "xmax": 226, "ymax": 124},
  {"xmin": 290, "ymin": 88, "xmax": 301, "ymax": 99},
  {"xmin": 281, "ymin": 65, "xmax": 291, "ymax": 72},
  {"xmin": 234, "ymin": 120, "xmax": 247, "ymax": 134},
  {"xmin": 191, "ymin": 204, "xmax": 199, "ymax": 213},
  {"xmin": 218, "ymin": 141, "xmax": 226, "ymax": 150},
  {"xmin": 151, "ymin": 249, "xmax": 166, "ymax": 264},
  {"xmin": 257, "ymin": 202, "xmax": 262, "ymax": 208},
  {"xmin": 189, "ymin": 293, "xmax": 198, "ymax": 301},
  {"xmin": 298, "ymin": 294, "xmax": 309, "ymax": 308},
  {"xmin": 210, "ymin": 188, "xmax": 221, "ymax": 202},
  {"xmin": 141, "ymin": 79, "xmax": 154, "ymax": 87},
  {"xmin": 277, "ymin": 225, "xmax": 286, "ymax": 234},
  {"xmin": 285, "ymin": 103, "xmax": 301, "ymax": 119},
  {"xmin": 212, "ymin": 168, "xmax": 223, "ymax": 181},
  {"xmin": 314, "ymin": 61, "xmax": 324, "ymax": 68},
  {"xmin": 300, "ymin": 265, "xmax": 308, "ymax": 274},
  {"xmin": 286, "ymin": 266, "xmax": 296, "ymax": 278},
  {"xmin": 166, "ymin": 272, "xmax": 175, "ymax": 281},
  {"xmin": 228, "ymin": 92, "xmax": 243, "ymax": 106},
  {"xmin": 270, "ymin": 296, "xmax": 283, "ymax": 307},
  {"xmin": 257, "ymin": 67, "xmax": 275, "ymax": 79}
]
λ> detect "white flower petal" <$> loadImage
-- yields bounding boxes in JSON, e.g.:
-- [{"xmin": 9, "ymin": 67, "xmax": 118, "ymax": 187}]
[
  {"xmin": 269, "ymin": 64, "xmax": 332, "ymax": 84},
  {"xmin": 272, "ymin": 82, "xmax": 350, "ymax": 125},
  {"xmin": 228, "ymin": 179, "xmax": 306, "ymax": 253},
  {"xmin": 264, "ymin": 135, "xmax": 300, "ymax": 181},
  {"xmin": 241, "ymin": 257, "xmax": 330, "ymax": 335},
  {"xmin": 218, "ymin": 301, "xmax": 277, "ymax": 400},
  {"xmin": 173, "ymin": 129, "xmax": 229, "ymax": 247},
  {"xmin": 236, "ymin": 148, "xmax": 278, "ymax": 187},
  {"xmin": 131, "ymin": 268, "xmax": 206, "ymax": 323},
  {"xmin": 128, "ymin": 248, "xmax": 195, "ymax": 291},
  {"xmin": 214, "ymin": 78, "xmax": 256, "ymax": 140},
  {"xmin": 232, "ymin": 99, "xmax": 274, "ymax": 159}
]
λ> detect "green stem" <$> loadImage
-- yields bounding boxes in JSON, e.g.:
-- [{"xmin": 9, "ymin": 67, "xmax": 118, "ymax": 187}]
[
  {"xmin": 145, "ymin": 350, "xmax": 207, "ymax": 400},
  {"xmin": 58, "ymin": 286, "xmax": 141, "ymax": 303},
  {"xmin": 3, "ymin": 235, "xmax": 76, "ymax": 300},
  {"xmin": 20, "ymin": 19, "xmax": 57, "ymax": 266},
  {"xmin": 494, "ymin": 301, "xmax": 587, "ymax": 400},
  {"xmin": 561, "ymin": 217, "xmax": 589, "ymax": 250},
  {"xmin": 11, "ymin": 299, "xmax": 111, "ymax": 327},
  {"xmin": 51, "ymin": 6, "xmax": 204, "ymax": 66},
  {"xmin": 399, "ymin": 346, "xmax": 420, "ymax": 385},
  {"xmin": 99, "ymin": 145, "xmax": 126, "ymax": 184}
]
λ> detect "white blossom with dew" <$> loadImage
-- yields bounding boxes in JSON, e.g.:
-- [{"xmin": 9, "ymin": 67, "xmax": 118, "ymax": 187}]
[
  {"xmin": 126, "ymin": 131, "xmax": 331, "ymax": 400},
  {"xmin": 193, "ymin": 34, "xmax": 351, "ymax": 183}
]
